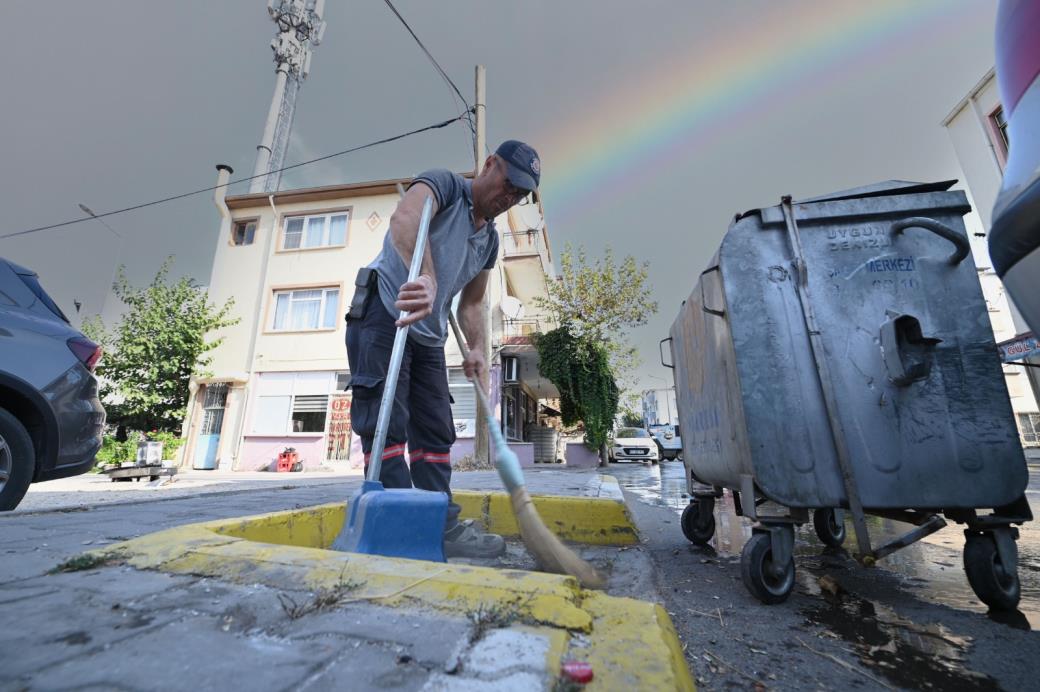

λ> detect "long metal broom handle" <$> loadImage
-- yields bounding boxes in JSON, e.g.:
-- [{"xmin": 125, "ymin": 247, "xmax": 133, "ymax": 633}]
[
  {"xmin": 366, "ymin": 195, "xmax": 434, "ymax": 483},
  {"xmin": 447, "ymin": 312, "xmax": 494, "ymax": 420}
]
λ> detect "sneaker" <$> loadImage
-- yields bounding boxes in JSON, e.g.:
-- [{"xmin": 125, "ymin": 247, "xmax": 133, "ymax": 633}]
[{"xmin": 444, "ymin": 519, "xmax": 506, "ymax": 558}]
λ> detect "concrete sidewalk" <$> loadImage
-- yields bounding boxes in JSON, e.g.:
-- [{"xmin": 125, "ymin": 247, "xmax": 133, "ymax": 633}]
[{"xmin": 0, "ymin": 470, "xmax": 694, "ymax": 691}]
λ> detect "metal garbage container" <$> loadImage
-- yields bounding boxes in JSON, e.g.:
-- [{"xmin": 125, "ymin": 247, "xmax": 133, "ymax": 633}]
[{"xmin": 663, "ymin": 180, "xmax": 1032, "ymax": 608}]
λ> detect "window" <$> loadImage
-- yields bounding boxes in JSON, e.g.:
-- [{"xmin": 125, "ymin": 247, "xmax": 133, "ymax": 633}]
[
  {"xmin": 1019, "ymin": 413, "xmax": 1040, "ymax": 448},
  {"xmin": 232, "ymin": 220, "xmax": 257, "ymax": 246},
  {"xmin": 17, "ymin": 271, "xmax": 68, "ymax": 322},
  {"xmin": 271, "ymin": 287, "xmax": 340, "ymax": 331},
  {"xmin": 251, "ymin": 371, "xmax": 337, "ymax": 435},
  {"xmin": 991, "ymin": 107, "xmax": 1010, "ymax": 155},
  {"xmin": 291, "ymin": 394, "xmax": 329, "ymax": 432},
  {"xmin": 282, "ymin": 211, "xmax": 350, "ymax": 250},
  {"xmin": 447, "ymin": 368, "xmax": 477, "ymax": 421},
  {"xmin": 200, "ymin": 383, "xmax": 228, "ymax": 435}
]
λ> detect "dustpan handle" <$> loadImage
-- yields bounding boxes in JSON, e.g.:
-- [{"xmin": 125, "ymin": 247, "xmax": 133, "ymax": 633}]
[{"xmin": 367, "ymin": 195, "xmax": 435, "ymax": 482}]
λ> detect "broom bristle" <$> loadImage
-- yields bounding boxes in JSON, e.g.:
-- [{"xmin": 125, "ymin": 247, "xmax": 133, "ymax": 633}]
[{"xmin": 510, "ymin": 487, "xmax": 605, "ymax": 589}]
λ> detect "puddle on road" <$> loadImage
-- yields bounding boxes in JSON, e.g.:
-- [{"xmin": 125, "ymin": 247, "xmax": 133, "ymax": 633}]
[
  {"xmin": 800, "ymin": 586, "xmax": 999, "ymax": 691},
  {"xmin": 606, "ymin": 462, "xmax": 1040, "ymax": 629}
]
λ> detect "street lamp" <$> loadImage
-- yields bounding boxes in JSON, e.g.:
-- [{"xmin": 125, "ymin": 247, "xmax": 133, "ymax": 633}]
[{"xmin": 79, "ymin": 203, "xmax": 123, "ymax": 317}]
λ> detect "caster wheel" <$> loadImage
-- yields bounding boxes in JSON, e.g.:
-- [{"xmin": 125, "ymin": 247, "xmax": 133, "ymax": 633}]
[
  {"xmin": 741, "ymin": 532, "xmax": 795, "ymax": 604},
  {"xmin": 964, "ymin": 533, "xmax": 1020, "ymax": 610},
  {"xmin": 813, "ymin": 508, "xmax": 846, "ymax": 548},
  {"xmin": 680, "ymin": 499, "xmax": 715, "ymax": 545}
]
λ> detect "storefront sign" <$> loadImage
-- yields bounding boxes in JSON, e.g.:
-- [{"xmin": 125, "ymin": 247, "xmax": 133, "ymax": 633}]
[
  {"xmin": 998, "ymin": 333, "xmax": 1040, "ymax": 362},
  {"xmin": 326, "ymin": 394, "xmax": 353, "ymax": 461},
  {"xmin": 454, "ymin": 418, "xmax": 476, "ymax": 438}
]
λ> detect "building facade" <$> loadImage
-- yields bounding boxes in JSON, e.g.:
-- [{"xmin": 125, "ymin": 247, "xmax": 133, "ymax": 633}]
[
  {"xmin": 943, "ymin": 69, "xmax": 1040, "ymax": 449},
  {"xmin": 641, "ymin": 388, "xmax": 677, "ymax": 427},
  {"xmin": 178, "ymin": 167, "xmax": 559, "ymax": 471}
]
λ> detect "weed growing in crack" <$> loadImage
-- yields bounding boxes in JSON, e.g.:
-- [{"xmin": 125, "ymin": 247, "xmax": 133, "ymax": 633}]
[
  {"xmin": 49, "ymin": 552, "xmax": 121, "ymax": 574},
  {"xmin": 277, "ymin": 577, "xmax": 364, "ymax": 620}
]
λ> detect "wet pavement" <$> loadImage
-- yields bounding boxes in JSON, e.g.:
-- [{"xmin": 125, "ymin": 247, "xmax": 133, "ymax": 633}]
[{"xmin": 604, "ymin": 459, "xmax": 1040, "ymax": 690}]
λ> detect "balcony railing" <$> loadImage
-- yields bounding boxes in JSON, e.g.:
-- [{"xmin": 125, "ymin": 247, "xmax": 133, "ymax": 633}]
[
  {"xmin": 502, "ymin": 229, "xmax": 549, "ymax": 260},
  {"xmin": 503, "ymin": 317, "xmax": 546, "ymax": 340}
]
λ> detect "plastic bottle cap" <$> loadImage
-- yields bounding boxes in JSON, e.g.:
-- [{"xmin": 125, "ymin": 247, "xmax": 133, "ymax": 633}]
[{"xmin": 561, "ymin": 660, "xmax": 594, "ymax": 684}]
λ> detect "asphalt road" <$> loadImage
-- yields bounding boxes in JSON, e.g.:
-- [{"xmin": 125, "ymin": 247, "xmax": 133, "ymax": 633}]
[{"xmin": 604, "ymin": 459, "xmax": 1040, "ymax": 691}]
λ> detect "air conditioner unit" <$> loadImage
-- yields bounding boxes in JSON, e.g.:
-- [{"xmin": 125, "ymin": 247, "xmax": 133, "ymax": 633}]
[{"xmin": 503, "ymin": 357, "xmax": 519, "ymax": 383}]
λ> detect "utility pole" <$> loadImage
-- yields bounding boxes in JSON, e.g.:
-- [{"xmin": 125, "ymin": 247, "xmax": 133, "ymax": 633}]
[
  {"xmin": 250, "ymin": 0, "xmax": 327, "ymax": 194},
  {"xmin": 473, "ymin": 65, "xmax": 491, "ymax": 466}
]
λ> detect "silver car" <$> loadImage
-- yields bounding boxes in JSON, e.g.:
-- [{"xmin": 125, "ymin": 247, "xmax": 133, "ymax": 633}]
[{"xmin": 0, "ymin": 258, "xmax": 105, "ymax": 510}]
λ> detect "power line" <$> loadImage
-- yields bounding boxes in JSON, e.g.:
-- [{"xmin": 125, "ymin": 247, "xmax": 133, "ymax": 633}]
[
  {"xmin": 380, "ymin": 0, "xmax": 478, "ymax": 143},
  {"xmin": 2, "ymin": 112, "xmax": 468, "ymax": 241}
]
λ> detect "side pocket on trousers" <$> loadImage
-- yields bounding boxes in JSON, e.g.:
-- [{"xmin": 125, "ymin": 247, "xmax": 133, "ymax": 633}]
[{"xmin": 348, "ymin": 374, "xmax": 385, "ymax": 439}]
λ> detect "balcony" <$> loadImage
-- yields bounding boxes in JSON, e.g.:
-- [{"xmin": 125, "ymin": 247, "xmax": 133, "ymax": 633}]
[{"xmin": 502, "ymin": 229, "xmax": 554, "ymax": 307}]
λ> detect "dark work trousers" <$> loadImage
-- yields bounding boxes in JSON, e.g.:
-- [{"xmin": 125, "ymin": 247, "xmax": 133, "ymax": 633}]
[{"xmin": 346, "ymin": 292, "xmax": 460, "ymax": 530}]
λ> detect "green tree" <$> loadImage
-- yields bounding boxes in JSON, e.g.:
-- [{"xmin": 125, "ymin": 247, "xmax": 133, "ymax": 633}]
[
  {"xmin": 83, "ymin": 258, "xmax": 238, "ymax": 433},
  {"xmin": 620, "ymin": 410, "xmax": 645, "ymax": 429},
  {"xmin": 533, "ymin": 244, "xmax": 657, "ymax": 447}
]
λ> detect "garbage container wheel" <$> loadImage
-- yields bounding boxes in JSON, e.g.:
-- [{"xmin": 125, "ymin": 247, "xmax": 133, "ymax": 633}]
[
  {"xmin": 681, "ymin": 500, "xmax": 715, "ymax": 545},
  {"xmin": 963, "ymin": 533, "xmax": 1020, "ymax": 611},
  {"xmin": 812, "ymin": 508, "xmax": 846, "ymax": 548},
  {"xmin": 741, "ymin": 532, "xmax": 795, "ymax": 605}
]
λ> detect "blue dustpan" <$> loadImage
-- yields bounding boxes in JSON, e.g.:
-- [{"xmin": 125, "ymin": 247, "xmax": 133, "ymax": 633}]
[
  {"xmin": 330, "ymin": 480, "xmax": 447, "ymax": 561},
  {"xmin": 330, "ymin": 196, "xmax": 448, "ymax": 562}
]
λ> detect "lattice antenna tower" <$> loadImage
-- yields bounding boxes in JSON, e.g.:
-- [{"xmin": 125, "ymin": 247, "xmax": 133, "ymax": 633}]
[{"xmin": 249, "ymin": 0, "xmax": 327, "ymax": 193}]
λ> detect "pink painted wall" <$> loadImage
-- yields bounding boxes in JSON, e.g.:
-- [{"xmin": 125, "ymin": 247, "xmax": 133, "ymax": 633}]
[
  {"xmin": 448, "ymin": 439, "xmax": 534, "ymax": 468},
  {"xmin": 239, "ymin": 435, "xmax": 325, "ymax": 471},
  {"xmin": 565, "ymin": 442, "xmax": 601, "ymax": 469}
]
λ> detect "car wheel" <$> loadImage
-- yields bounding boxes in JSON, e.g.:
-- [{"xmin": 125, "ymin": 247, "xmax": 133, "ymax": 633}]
[{"xmin": 0, "ymin": 407, "xmax": 35, "ymax": 511}]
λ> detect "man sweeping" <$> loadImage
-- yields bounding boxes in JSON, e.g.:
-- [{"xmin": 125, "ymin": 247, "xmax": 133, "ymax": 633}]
[{"xmin": 345, "ymin": 140, "xmax": 540, "ymax": 559}]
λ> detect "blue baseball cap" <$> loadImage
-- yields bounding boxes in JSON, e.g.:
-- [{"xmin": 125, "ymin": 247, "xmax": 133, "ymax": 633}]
[{"xmin": 495, "ymin": 140, "xmax": 541, "ymax": 191}]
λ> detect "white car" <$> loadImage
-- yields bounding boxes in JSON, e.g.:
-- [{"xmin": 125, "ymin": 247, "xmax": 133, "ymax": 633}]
[
  {"xmin": 609, "ymin": 428, "xmax": 659, "ymax": 464},
  {"xmin": 648, "ymin": 423, "xmax": 682, "ymax": 461}
]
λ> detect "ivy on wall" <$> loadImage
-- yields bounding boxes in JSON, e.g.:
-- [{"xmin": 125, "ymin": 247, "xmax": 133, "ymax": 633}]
[{"xmin": 534, "ymin": 325, "xmax": 619, "ymax": 450}]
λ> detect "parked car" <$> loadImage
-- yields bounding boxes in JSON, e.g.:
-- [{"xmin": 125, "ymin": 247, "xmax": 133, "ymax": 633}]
[
  {"xmin": 0, "ymin": 257, "xmax": 105, "ymax": 510},
  {"xmin": 648, "ymin": 423, "xmax": 682, "ymax": 461},
  {"xmin": 609, "ymin": 427, "xmax": 659, "ymax": 464},
  {"xmin": 991, "ymin": 0, "xmax": 1040, "ymax": 334}
]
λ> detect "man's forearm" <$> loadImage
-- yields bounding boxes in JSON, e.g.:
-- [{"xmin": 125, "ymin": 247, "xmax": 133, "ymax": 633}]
[{"xmin": 457, "ymin": 298, "xmax": 487, "ymax": 353}]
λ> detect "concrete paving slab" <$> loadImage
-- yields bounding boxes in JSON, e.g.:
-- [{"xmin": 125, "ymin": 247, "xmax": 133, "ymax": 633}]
[
  {"xmin": 277, "ymin": 602, "xmax": 473, "ymax": 669},
  {"xmin": 21, "ymin": 616, "xmax": 337, "ymax": 692}
]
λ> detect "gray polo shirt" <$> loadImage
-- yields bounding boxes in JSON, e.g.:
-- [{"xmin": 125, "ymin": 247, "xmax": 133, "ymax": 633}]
[{"xmin": 369, "ymin": 169, "xmax": 499, "ymax": 347}]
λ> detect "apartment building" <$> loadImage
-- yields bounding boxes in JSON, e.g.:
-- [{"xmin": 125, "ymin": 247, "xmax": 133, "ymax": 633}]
[{"xmin": 178, "ymin": 166, "xmax": 560, "ymax": 470}]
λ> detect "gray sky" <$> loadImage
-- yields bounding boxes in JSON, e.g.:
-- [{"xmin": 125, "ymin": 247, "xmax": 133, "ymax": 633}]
[{"xmin": 1, "ymin": 0, "xmax": 997, "ymax": 391}]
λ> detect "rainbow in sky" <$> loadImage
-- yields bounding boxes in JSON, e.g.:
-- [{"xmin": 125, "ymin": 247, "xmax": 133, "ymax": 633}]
[{"xmin": 539, "ymin": 0, "xmax": 983, "ymax": 225}]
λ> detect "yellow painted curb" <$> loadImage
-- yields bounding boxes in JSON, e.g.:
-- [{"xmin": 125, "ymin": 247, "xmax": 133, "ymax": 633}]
[{"xmin": 84, "ymin": 487, "xmax": 692, "ymax": 690}]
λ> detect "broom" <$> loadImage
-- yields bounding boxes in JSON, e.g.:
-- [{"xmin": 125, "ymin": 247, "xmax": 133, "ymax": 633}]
[{"xmin": 448, "ymin": 312, "xmax": 604, "ymax": 589}]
